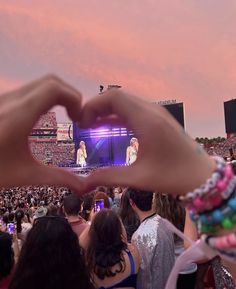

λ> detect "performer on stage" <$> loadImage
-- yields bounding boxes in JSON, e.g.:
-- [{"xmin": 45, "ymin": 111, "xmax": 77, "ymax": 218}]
[
  {"xmin": 76, "ymin": 141, "xmax": 87, "ymax": 167},
  {"xmin": 126, "ymin": 137, "xmax": 139, "ymax": 165}
]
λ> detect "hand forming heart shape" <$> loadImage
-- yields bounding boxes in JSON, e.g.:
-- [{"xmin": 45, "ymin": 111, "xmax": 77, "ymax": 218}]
[{"xmin": 0, "ymin": 75, "xmax": 215, "ymax": 196}]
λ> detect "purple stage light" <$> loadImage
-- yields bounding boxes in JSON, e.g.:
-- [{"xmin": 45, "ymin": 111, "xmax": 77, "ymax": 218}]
[{"xmin": 88, "ymin": 126, "xmax": 131, "ymax": 139}]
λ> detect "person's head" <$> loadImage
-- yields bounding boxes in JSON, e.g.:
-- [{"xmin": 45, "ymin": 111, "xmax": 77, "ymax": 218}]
[
  {"xmin": 0, "ymin": 232, "xmax": 14, "ymax": 280},
  {"xmin": 155, "ymin": 193, "xmax": 185, "ymax": 242},
  {"xmin": 8, "ymin": 212, "xmax": 15, "ymax": 223},
  {"xmin": 47, "ymin": 204, "xmax": 59, "ymax": 216},
  {"xmin": 80, "ymin": 192, "xmax": 94, "ymax": 221},
  {"xmin": 96, "ymin": 186, "xmax": 107, "ymax": 194},
  {"xmin": 2, "ymin": 212, "xmax": 9, "ymax": 224},
  {"xmin": 113, "ymin": 187, "xmax": 123, "ymax": 195},
  {"xmin": 9, "ymin": 217, "xmax": 94, "ymax": 289},
  {"xmin": 15, "ymin": 209, "xmax": 24, "ymax": 234},
  {"xmin": 119, "ymin": 189, "xmax": 140, "ymax": 242},
  {"xmin": 34, "ymin": 206, "xmax": 48, "ymax": 219},
  {"xmin": 128, "ymin": 188, "xmax": 154, "ymax": 214},
  {"xmin": 130, "ymin": 137, "xmax": 138, "ymax": 147},
  {"xmin": 63, "ymin": 194, "xmax": 82, "ymax": 217},
  {"xmin": 93, "ymin": 192, "xmax": 110, "ymax": 209},
  {"xmin": 120, "ymin": 189, "xmax": 138, "ymax": 223},
  {"xmin": 86, "ymin": 209, "xmax": 127, "ymax": 280},
  {"xmin": 79, "ymin": 141, "xmax": 85, "ymax": 149}
]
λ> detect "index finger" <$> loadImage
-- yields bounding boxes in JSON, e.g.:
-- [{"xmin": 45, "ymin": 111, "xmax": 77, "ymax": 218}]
[
  {"xmin": 80, "ymin": 90, "xmax": 148, "ymax": 130},
  {"xmin": 7, "ymin": 78, "xmax": 82, "ymax": 138}
]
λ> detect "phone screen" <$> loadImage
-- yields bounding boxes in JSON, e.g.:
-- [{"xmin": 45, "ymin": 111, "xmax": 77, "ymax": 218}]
[
  {"xmin": 7, "ymin": 223, "xmax": 15, "ymax": 234},
  {"xmin": 95, "ymin": 199, "xmax": 105, "ymax": 212}
]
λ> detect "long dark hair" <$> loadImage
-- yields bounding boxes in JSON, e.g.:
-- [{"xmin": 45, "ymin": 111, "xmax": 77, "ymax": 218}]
[
  {"xmin": 86, "ymin": 209, "xmax": 127, "ymax": 280},
  {"xmin": 80, "ymin": 192, "xmax": 94, "ymax": 221},
  {"xmin": 9, "ymin": 217, "xmax": 94, "ymax": 289},
  {"xmin": 15, "ymin": 209, "xmax": 24, "ymax": 234},
  {"xmin": 119, "ymin": 190, "xmax": 140, "ymax": 242},
  {"xmin": 0, "ymin": 232, "xmax": 14, "ymax": 280},
  {"xmin": 155, "ymin": 193, "xmax": 185, "ymax": 242}
]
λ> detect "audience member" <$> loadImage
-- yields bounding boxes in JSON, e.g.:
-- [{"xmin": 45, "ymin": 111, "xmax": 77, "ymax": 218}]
[
  {"xmin": 9, "ymin": 217, "xmax": 94, "ymax": 289},
  {"xmin": 129, "ymin": 189, "xmax": 175, "ymax": 289},
  {"xmin": 93, "ymin": 191, "xmax": 110, "ymax": 209},
  {"xmin": 63, "ymin": 193, "xmax": 88, "ymax": 238},
  {"xmin": 119, "ymin": 189, "xmax": 140, "ymax": 242},
  {"xmin": 0, "ymin": 232, "xmax": 19, "ymax": 289},
  {"xmin": 80, "ymin": 192, "xmax": 95, "ymax": 221},
  {"xmin": 80, "ymin": 209, "xmax": 139, "ymax": 289},
  {"xmin": 155, "ymin": 193, "xmax": 197, "ymax": 289},
  {"xmin": 34, "ymin": 207, "xmax": 48, "ymax": 219}
]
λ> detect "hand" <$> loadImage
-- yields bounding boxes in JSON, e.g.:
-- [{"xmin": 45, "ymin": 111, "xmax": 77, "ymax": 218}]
[
  {"xmin": 81, "ymin": 90, "xmax": 215, "ymax": 195},
  {"xmin": 0, "ymin": 75, "xmax": 85, "ymax": 192},
  {"xmin": 88, "ymin": 208, "xmax": 96, "ymax": 222},
  {"xmin": 0, "ymin": 222, "xmax": 6, "ymax": 232}
]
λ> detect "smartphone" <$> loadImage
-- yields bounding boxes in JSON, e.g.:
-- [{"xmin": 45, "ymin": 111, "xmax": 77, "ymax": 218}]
[
  {"xmin": 7, "ymin": 223, "xmax": 15, "ymax": 234},
  {"xmin": 95, "ymin": 199, "xmax": 105, "ymax": 212}
]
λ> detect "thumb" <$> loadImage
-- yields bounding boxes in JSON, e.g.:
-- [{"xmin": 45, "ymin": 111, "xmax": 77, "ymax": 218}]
[{"xmin": 85, "ymin": 166, "xmax": 136, "ymax": 190}]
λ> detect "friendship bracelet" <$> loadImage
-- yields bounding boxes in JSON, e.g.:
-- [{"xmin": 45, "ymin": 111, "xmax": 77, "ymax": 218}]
[
  {"xmin": 189, "ymin": 186, "xmax": 236, "ymax": 223},
  {"xmin": 184, "ymin": 166, "xmax": 235, "ymax": 216},
  {"xmin": 202, "ymin": 235, "xmax": 236, "ymax": 264},
  {"xmin": 187, "ymin": 174, "xmax": 236, "ymax": 214},
  {"xmin": 180, "ymin": 156, "xmax": 226, "ymax": 203},
  {"xmin": 199, "ymin": 212, "xmax": 236, "ymax": 233},
  {"xmin": 180, "ymin": 156, "xmax": 236, "ymax": 234},
  {"xmin": 207, "ymin": 232, "xmax": 236, "ymax": 250}
]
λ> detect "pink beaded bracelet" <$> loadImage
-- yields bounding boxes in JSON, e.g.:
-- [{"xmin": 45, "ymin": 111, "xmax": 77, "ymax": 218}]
[
  {"xmin": 208, "ymin": 232, "xmax": 236, "ymax": 250},
  {"xmin": 180, "ymin": 156, "xmax": 226, "ymax": 203},
  {"xmin": 186, "ymin": 174, "xmax": 236, "ymax": 214}
]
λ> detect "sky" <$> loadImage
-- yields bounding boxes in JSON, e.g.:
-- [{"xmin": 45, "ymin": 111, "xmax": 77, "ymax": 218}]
[{"xmin": 0, "ymin": 0, "xmax": 236, "ymax": 137}]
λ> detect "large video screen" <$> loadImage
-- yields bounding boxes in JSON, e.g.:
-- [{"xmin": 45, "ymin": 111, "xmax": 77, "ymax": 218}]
[
  {"xmin": 73, "ymin": 125, "xmax": 135, "ymax": 166},
  {"xmin": 224, "ymin": 100, "xmax": 236, "ymax": 134},
  {"xmin": 164, "ymin": 103, "xmax": 185, "ymax": 128}
]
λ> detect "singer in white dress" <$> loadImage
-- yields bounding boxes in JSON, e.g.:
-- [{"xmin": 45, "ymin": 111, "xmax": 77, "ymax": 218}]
[
  {"xmin": 126, "ymin": 137, "xmax": 139, "ymax": 165},
  {"xmin": 76, "ymin": 141, "xmax": 87, "ymax": 167}
]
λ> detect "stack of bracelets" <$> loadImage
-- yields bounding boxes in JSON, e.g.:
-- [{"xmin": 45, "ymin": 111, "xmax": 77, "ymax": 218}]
[{"xmin": 179, "ymin": 156, "xmax": 236, "ymax": 260}]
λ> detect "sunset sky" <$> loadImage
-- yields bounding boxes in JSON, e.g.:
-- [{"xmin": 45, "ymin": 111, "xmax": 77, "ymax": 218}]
[{"xmin": 1, "ymin": 1, "xmax": 236, "ymax": 137}]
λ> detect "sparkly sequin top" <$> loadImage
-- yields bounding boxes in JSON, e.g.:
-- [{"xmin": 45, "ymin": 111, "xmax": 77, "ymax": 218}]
[{"xmin": 132, "ymin": 214, "xmax": 175, "ymax": 289}]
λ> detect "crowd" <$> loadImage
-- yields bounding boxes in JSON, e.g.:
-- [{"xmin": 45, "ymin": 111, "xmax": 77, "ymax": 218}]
[
  {"xmin": 0, "ymin": 186, "xmax": 177, "ymax": 289},
  {"xmin": 0, "ymin": 180, "xmax": 235, "ymax": 289},
  {"xmin": 29, "ymin": 111, "xmax": 75, "ymax": 166},
  {"xmin": 207, "ymin": 136, "xmax": 236, "ymax": 158},
  {"xmin": 33, "ymin": 112, "xmax": 57, "ymax": 129},
  {"xmin": 0, "ymin": 77, "xmax": 235, "ymax": 289},
  {"xmin": 29, "ymin": 142, "xmax": 75, "ymax": 166}
]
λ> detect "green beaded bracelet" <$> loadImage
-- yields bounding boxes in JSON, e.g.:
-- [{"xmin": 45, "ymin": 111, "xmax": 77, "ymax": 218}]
[{"xmin": 200, "ymin": 212, "xmax": 236, "ymax": 234}]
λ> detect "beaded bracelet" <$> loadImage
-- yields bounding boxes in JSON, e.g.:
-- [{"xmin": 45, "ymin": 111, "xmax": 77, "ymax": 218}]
[
  {"xmin": 207, "ymin": 232, "xmax": 236, "ymax": 249},
  {"xmin": 184, "ymin": 165, "xmax": 235, "ymax": 217},
  {"xmin": 199, "ymin": 211, "xmax": 236, "ymax": 234},
  {"xmin": 186, "ymin": 172, "xmax": 236, "ymax": 214},
  {"xmin": 189, "ymin": 180, "xmax": 236, "ymax": 235},
  {"xmin": 189, "ymin": 186, "xmax": 236, "ymax": 223},
  {"xmin": 205, "ymin": 233, "xmax": 236, "ymax": 260},
  {"xmin": 180, "ymin": 156, "xmax": 226, "ymax": 203}
]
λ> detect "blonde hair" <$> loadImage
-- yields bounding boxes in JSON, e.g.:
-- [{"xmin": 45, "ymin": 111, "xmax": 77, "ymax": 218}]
[
  {"xmin": 130, "ymin": 137, "xmax": 138, "ymax": 145},
  {"xmin": 79, "ymin": 141, "xmax": 85, "ymax": 146}
]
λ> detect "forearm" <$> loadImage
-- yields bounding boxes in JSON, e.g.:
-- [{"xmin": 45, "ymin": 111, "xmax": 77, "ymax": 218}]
[{"xmin": 13, "ymin": 237, "xmax": 20, "ymax": 262}]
